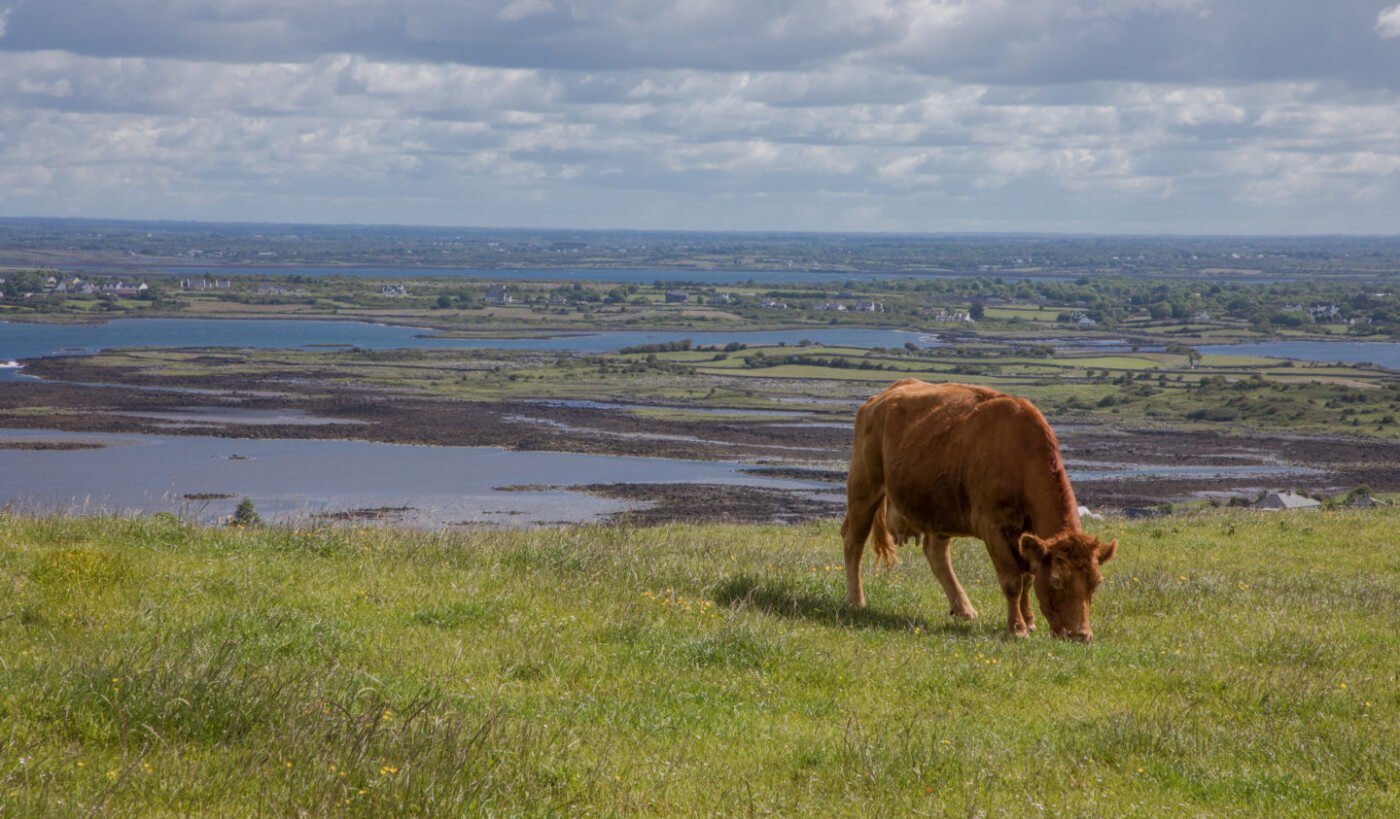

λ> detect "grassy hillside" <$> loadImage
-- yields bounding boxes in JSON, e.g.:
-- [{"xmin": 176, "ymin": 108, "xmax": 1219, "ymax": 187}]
[{"xmin": 1, "ymin": 511, "xmax": 1396, "ymax": 815}]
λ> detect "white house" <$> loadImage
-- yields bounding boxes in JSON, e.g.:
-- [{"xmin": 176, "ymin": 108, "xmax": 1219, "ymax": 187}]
[{"xmin": 1254, "ymin": 491, "xmax": 1320, "ymax": 510}]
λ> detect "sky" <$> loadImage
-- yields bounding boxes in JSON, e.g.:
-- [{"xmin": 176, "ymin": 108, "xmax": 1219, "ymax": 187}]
[{"xmin": 2, "ymin": 1, "xmax": 1400, "ymax": 234}]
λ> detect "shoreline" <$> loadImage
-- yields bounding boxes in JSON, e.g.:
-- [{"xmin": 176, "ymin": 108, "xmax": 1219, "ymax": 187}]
[{"xmin": 5, "ymin": 358, "xmax": 1396, "ymax": 525}]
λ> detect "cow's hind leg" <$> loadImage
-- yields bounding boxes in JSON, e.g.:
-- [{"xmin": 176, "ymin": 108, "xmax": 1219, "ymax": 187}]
[
  {"xmin": 922, "ymin": 535, "xmax": 977, "ymax": 620},
  {"xmin": 841, "ymin": 492, "xmax": 882, "ymax": 609}
]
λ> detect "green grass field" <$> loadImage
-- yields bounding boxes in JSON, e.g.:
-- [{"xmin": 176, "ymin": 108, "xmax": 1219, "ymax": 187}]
[{"xmin": 1, "ymin": 511, "xmax": 1396, "ymax": 815}]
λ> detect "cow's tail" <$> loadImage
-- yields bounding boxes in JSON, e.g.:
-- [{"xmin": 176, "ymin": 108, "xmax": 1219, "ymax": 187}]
[{"xmin": 868, "ymin": 500, "xmax": 899, "ymax": 569}]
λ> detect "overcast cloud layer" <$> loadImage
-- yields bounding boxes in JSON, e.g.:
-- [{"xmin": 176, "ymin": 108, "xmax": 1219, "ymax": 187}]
[{"xmin": 2, "ymin": 1, "xmax": 1400, "ymax": 233}]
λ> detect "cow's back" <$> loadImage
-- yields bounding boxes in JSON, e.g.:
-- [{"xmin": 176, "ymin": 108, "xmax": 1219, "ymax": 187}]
[{"xmin": 853, "ymin": 380, "xmax": 1071, "ymax": 538}]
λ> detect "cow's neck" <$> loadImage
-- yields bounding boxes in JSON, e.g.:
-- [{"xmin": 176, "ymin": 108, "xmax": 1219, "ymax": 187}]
[{"xmin": 1026, "ymin": 460, "xmax": 1081, "ymax": 537}]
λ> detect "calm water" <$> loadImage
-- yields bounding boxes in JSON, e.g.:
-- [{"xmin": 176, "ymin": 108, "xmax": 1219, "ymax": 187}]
[
  {"xmin": 0, "ymin": 427, "xmax": 1315, "ymax": 528},
  {"xmin": 0, "ymin": 319, "xmax": 940, "ymax": 378},
  {"xmin": 0, "ymin": 429, "xmax": 838, "ymax": 527},
  {"xmin": 1199, "ymin": 340, "xmax": 1400, "ymax": 370},
  {"xmin": 162, "ymin": 266, "xmax": 1069, "ymax": 286}
]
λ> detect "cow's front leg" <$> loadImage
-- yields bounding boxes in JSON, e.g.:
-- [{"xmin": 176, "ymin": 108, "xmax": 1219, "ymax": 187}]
[
  {"xmin": 984, "ymin": 528, "xmax": 1030, "ymax": 637},
  {"xmin": 998, "ymin": 573, "xmax": 1030, "ymax": 637},
  {"xmin": 1019, "ymin": 572, "xmax": 1036, "ymax": 631}
]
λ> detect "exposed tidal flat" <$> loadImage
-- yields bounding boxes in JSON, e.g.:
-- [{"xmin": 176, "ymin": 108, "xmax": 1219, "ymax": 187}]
[
  {"xmin": 0, "ymin": 510, "xmax": 1395, "ymax": 814},
  {"xmin": 5, "ymin": 310, "xmax": 1400, "ymax": 520}
]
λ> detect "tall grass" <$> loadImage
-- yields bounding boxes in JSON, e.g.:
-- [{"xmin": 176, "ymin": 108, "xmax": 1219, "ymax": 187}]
[{"xmin": 1, "ymin": 510, "xmax": 1396, "ymax": 814}]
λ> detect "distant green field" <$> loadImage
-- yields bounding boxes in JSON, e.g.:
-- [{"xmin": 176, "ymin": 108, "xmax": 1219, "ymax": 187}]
[
  {"xmin": 638, "ymin": 350, "xmax": 726, "ymax": 362},
  {"xmin": 1038, "ymin": 355, "xmax": 1165, "ymax": 370},
  {"xmin": 982, "ymin": 306, "xmax": 1057, "ymax": 322},
  {"xmin": 1, "ymin": 512, "xmax": 1395, "ymax": 815},
  {"xmin": 698, "ymin": 364, "xmax": 906, "ymax": 381}
]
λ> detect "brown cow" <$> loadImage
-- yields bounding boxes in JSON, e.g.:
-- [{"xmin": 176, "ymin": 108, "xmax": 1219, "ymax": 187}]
[{"xmin": 842, "ymin": 379, "xmax": 1117, "ymax": 641}]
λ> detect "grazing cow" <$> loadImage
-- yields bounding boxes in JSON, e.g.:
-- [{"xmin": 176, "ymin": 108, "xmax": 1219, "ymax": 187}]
[{"xmin": 842, "ymin": 380, "xmax": 1117, "ymax": 641}]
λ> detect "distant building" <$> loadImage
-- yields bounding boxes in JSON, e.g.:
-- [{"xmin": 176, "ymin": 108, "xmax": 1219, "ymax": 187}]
[
  {"xmin": 759, "ymin": 300, "xmax": 788, "ymax": 309},
  {"xmin": 104, "ymin": 281, "xmax": 148, "ymax": 297},
  {"xmin": 1075, "ymin": 316, "xmax": 1097, "ymax": 329},
  {"xmin": 381, "ymin": 284, "xmax": 409, "ymax": 298},
  {"xmin": 664, "ymin": 291, "xmax": 689, "ymax": 303},
  {"xmin": 1254, "ymin": 491, "xmax": 1321, "ymax": 511},
  {"xmin": 548, "ymin": 292, "xmax": 569, "ymax": 305},
  {"xmin": 707, "ymin": 293, "xmax": 734, "ymax": 306},
  {"xmin": 1348, "ymin": 494, "xmax": 1392, "ymax": 509},
  {"xmin": 180, "ymin": 278, "xmax": 231, "ymax": 291},
  {"xmin": 854, "ymin": 301, "xmax": 883, "ymax": 312},
  {"xmin": 815, "ymin": 302, "xmax": 847, "ymax": 312},
  {"xmin": 484, "ymin": 285, "xmax": 513, "ymax": 305}
]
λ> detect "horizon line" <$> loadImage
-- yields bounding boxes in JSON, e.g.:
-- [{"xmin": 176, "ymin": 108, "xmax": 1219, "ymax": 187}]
[{"xmin": 3, "ymin": 214, "xmax": 1399, "ymax": 242}]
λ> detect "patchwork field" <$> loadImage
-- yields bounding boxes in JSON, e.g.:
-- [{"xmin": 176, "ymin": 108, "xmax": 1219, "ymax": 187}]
[{"xmin": 1, "ymin": 511, "xmax": 1395, "ymax": 814}]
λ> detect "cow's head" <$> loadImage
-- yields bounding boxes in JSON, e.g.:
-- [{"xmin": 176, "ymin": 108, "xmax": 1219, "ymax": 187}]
[{"xmin": 1018, "ymin": 532, "xmax": 1117, "ymax": 642}]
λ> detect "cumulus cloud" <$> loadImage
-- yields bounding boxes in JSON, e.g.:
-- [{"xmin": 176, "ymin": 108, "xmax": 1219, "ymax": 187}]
[
  {"xmin": 0, "ymin": 2, "xmax": 1395, "ymax": 87},
  {"xmin": 1378, "ymin": 4, "xmax": 1400, "ymax": 38},
  {"xmin": 3, "ymin": 46, "xmax": 1398, "ymax": 231},
  {"xmin": 0, "ymin": 3, "xmax": 1398, "ymax": 232}
]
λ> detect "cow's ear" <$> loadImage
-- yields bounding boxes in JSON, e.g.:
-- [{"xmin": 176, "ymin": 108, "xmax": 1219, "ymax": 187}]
[
  {"xmin": 1018, "ymin": 533, "xmax": 1050, "ymax": 564},
  {"xmin": 1096, "ymin": 539, "xmax": 1118, "ymax": 564}
]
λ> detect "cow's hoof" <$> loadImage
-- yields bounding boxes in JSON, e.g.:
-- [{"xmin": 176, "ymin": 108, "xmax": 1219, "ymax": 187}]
[
  {"xmin": 950, "ymin": 607, "xmax": 978, "ymax": 621},
  {"xmin": 1025, "ymin": 620, "xmax": 1036, "ymax": 632},
  {"xmin": 1007, "ymin": 627, "xmax": 1030, "ymax": 639}
]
